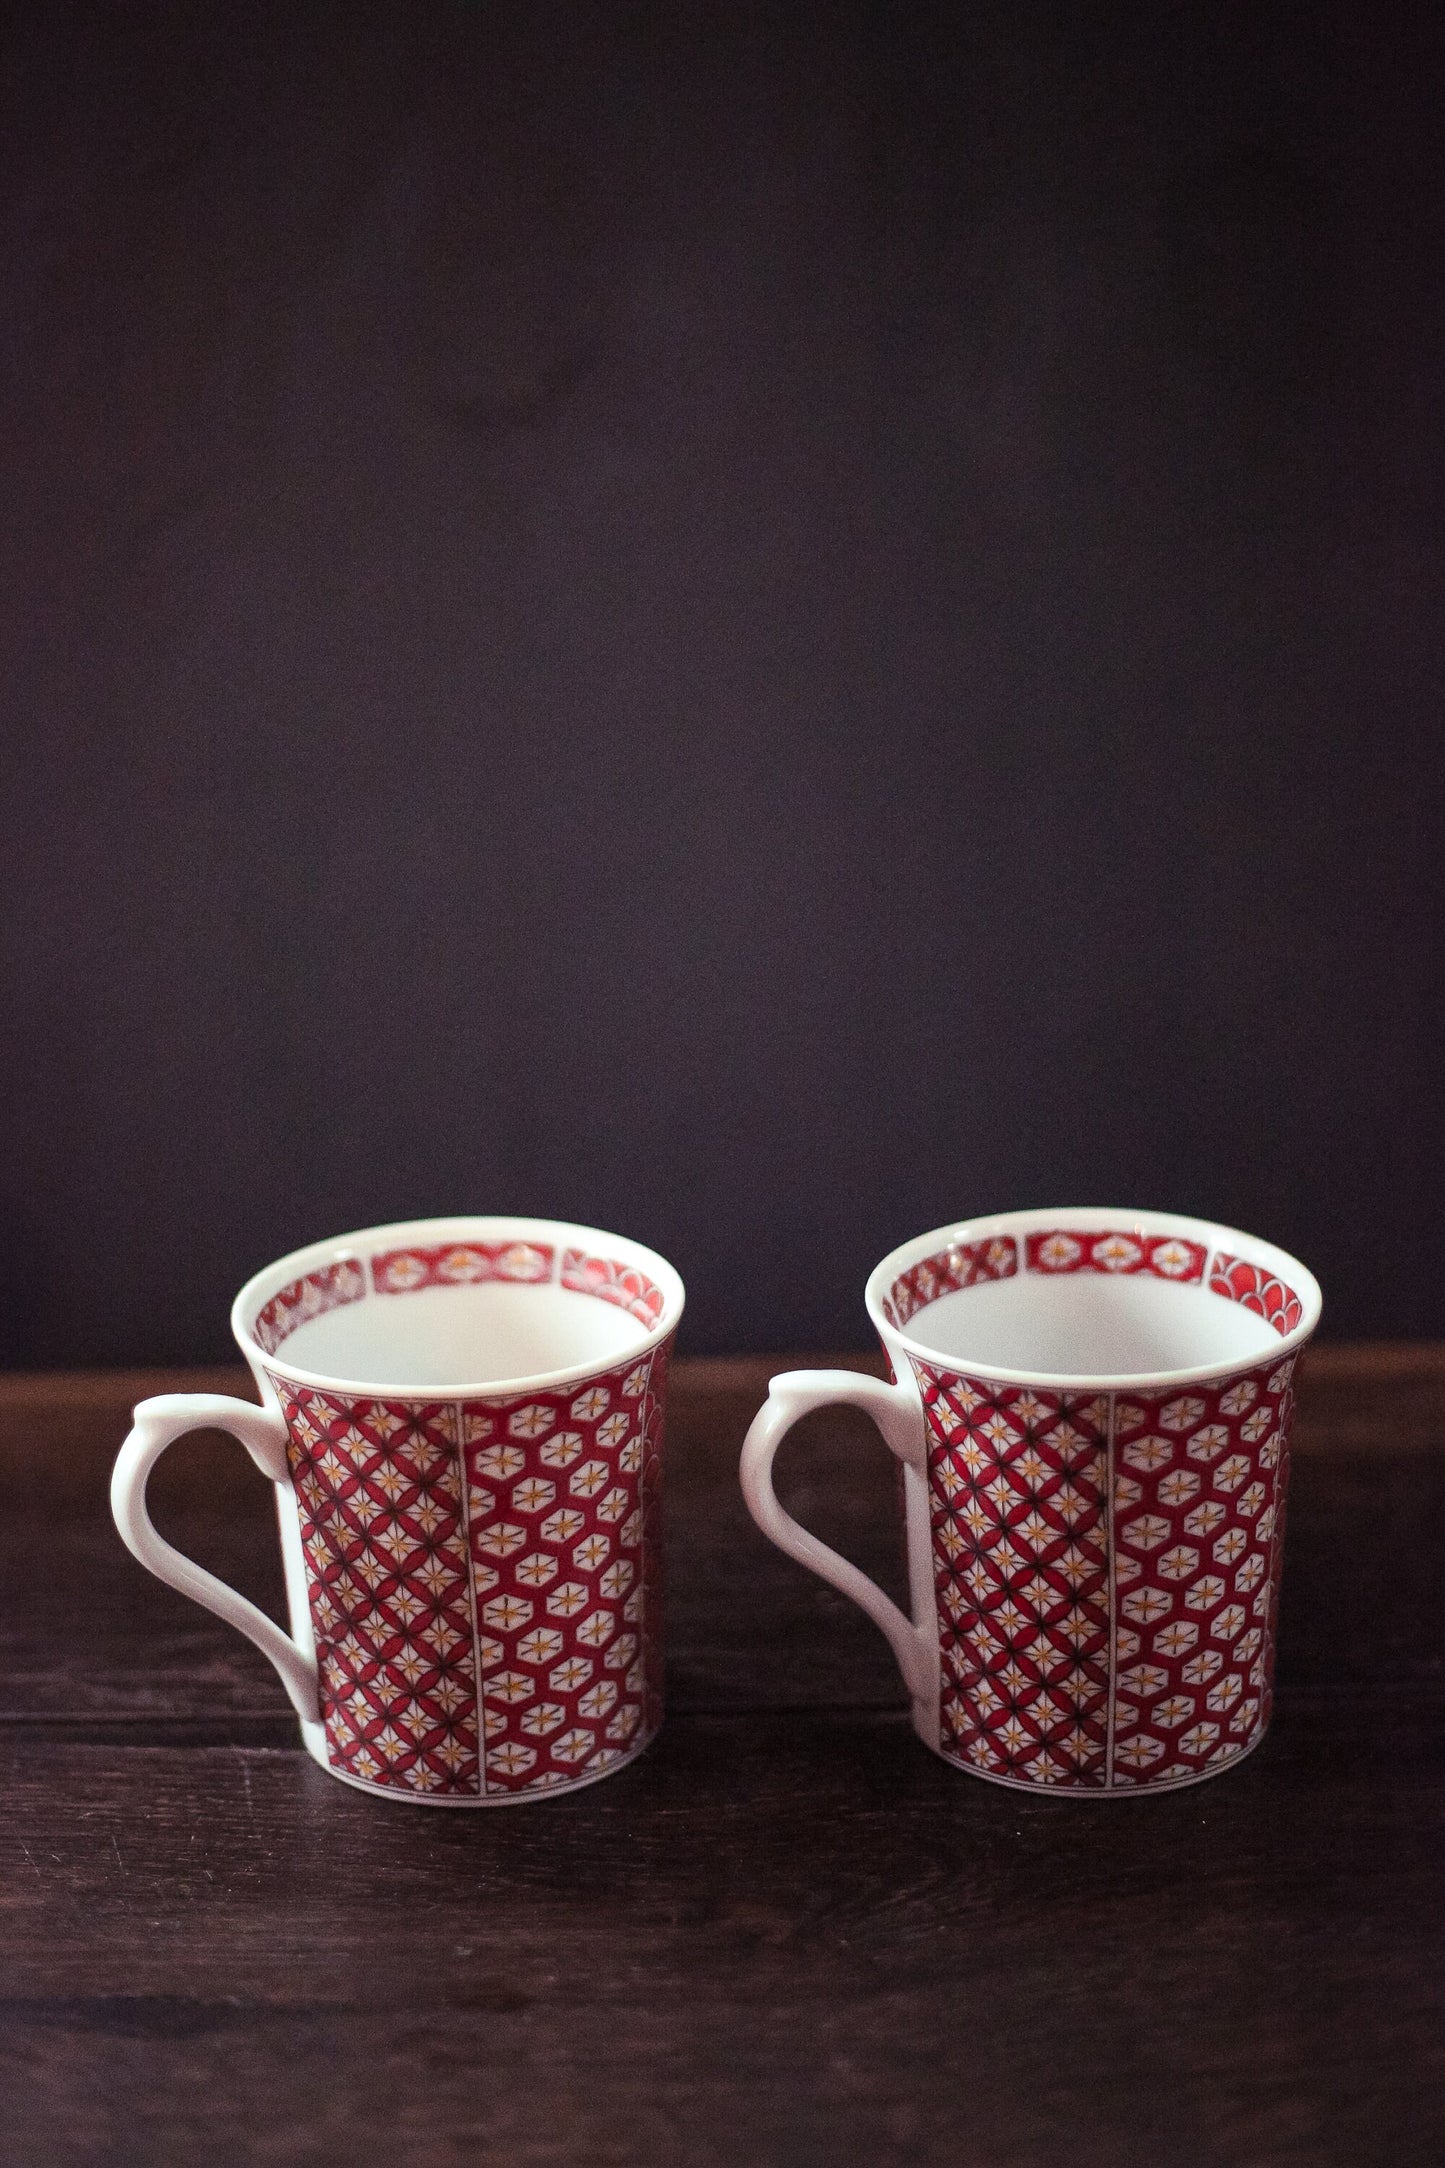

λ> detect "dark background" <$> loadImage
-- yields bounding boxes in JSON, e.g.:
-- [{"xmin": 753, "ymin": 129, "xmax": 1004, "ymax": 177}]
[{"xmin": 1, "ymin": 2, "xmax": 1441, "ymax": 1366}]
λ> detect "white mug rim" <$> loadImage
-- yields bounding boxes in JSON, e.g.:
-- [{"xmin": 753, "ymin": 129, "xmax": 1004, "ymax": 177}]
[
  {"xmin": 864, "ymin": 1205, "xmax": 1321, "ymax": 1391},
  {"xmin": 231, "ymin": 1214, "xmax": 685, "ymax": 1400}
]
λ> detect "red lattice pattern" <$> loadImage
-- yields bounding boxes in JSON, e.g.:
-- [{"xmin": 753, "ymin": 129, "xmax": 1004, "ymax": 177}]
[
  {"xmin": 270, "ymin": 1342, "xmax": 670, "ymax": 1799},
  {"xmin": 275, "ymin": 1385, "xmax": 481, "ymax": 1795},
  {"xmin": 917, "ymin": 1367, "xmax": 1112, "ymax": 1786},
  {"xmin": 915, "ymin": 1348, "xmax": 1298, "ymax": 1791}
]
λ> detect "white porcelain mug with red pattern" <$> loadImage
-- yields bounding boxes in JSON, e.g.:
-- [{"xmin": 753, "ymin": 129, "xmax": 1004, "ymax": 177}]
[
  {"xmin": 111, "ymin": 1217, "xmax": 684, "ymax": 1804},
  {"xmin": 741, "ymin": 1209, "xmax": 1320, "ymax": 1796}
]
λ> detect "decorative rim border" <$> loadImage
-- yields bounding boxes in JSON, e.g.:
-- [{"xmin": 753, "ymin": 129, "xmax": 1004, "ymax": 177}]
[
  {"xmin": 867, "ymin": 1207, "xmax": 1320, "ymax": 1392},
  {"xmin": 233, "ymin": 1217, "xmax": 685, "ymax": 1402}
]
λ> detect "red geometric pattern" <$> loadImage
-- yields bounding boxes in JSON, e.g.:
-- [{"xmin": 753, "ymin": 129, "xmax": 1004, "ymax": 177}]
[
  {"xmin": 461, "ymin": 1347, "xmax": 663, "ymax": 1794},
  {"xmin": 916, "ymin": 1364, "xmax": 1112, "ymax": 1786},
  {"xmin": 884, "ymin": 1236, "xmax": 1017, "ymax": 1330},
  {"xmin": 913, "ymin": 1348, "xmax": 1299, "ymax": 1792},
  {"xmin": 1108, "ymin": 1355, "xmax": 1295, "ymax": 1784},
  {"xmin": 267, "ymin": 1340, "xmax": 671, "ymax": 1799},
  {"xmin": 254, "ymin": 1260, "xmax": 366, "ymax": 1356},
  {"xmin": 1208, "ymin": 1252, "xmax": 1304, "ymax": 1336},
  {"xmin": 637, "ymin": 1341, "xmax": 670, "ymax": 1741},
  {"xmin": 560, "ymin": 1248, "xmax": 666, "ymax": 1328},
  {"xmin": 273, "ymin": 1383, "xmax": 481, "ymax": 1795},
  {"xmin": 371, "ymin": 1240, "xmax": 553, "ymax": 1296},
  {"xmin": 1026, "ymin": 1228, "xmax": 1207, "ymax": 1283}
]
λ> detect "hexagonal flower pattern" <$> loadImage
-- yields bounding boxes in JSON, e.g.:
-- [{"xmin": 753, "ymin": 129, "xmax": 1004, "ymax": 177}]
[
  {"xmin": 270, "ymin": 1341, "xmax": 669, "ymax": 1800},
  {"xmin": 914, "ymin": 1347, "xmax": 1298, "ymax": 1791}
]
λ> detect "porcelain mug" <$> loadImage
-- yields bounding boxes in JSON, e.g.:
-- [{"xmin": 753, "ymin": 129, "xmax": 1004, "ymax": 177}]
[
  {"xmin": 112, "ymin": 1217, "xmax": 684, "ymax": 1804},
  {"xmin": 741, "ymin": 1209, "xmax": 1320, "ymax": 1796}
]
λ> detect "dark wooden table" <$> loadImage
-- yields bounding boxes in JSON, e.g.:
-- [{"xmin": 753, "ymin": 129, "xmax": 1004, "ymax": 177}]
[{"xmin": 1, "ymin": 1350, "xmax": 1442, "ymax": 2167}]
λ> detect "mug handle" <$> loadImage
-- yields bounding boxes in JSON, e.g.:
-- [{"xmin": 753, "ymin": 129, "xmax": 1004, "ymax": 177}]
[
  {"xmin": 739, "ymin": 1369, "xmax": 935, "ymax": 1707},
  {"xmin": 111, "ymin": 1393, "xmax": 320, "ymax": 1725}
]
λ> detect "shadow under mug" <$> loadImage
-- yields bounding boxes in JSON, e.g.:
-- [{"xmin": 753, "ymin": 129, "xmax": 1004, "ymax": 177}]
[
  {"xmin": 741, "ymin": 1208, "xmax": 1321, "ymax": 1796},
  {"xmin": 112, "ymin": 1217, "xmax": 684, "ymax": 1804}
]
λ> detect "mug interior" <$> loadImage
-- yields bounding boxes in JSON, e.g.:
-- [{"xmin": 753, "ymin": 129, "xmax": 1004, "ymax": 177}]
[
  {"xmin": 872, "ymin": 1213, "xmax": 1319, "ymax": 1386},
  {"xmin": 236, "ymin": 1221, "xmax": 681, "ymax": 1394},
  {"xmin": 908, "ymin": 1273, "xmax": 1277, "ymax": 1374}
]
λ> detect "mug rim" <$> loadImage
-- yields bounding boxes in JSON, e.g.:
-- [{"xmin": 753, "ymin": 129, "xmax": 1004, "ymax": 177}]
[
  {"xmin": 865, "ymin": 1205, "xmax": 1322, "ymax": 1391},
  {"xmin": 232, "ymin": 1214, "xmax": 685, "ymax": 1400}
]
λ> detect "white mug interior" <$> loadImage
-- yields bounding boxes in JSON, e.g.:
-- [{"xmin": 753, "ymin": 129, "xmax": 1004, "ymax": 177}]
[
  {"xmin": 276, "ymin": 1282, "xmax": 649, "ymax": 1389},
  {"xmin": 909, "ymin": 1273, "xmax": 1278, "ymax": 1374}
]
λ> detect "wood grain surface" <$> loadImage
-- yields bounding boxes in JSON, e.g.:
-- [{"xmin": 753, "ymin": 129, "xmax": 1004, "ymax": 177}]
[{"xmin": 1, "ymin": 1350, "xmax": 1442, "ymax": 2166}]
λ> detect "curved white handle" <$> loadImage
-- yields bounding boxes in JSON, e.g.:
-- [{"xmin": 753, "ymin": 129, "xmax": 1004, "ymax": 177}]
[
  {"xmin": 111, "ymin": 1393, "xmax": 319, "ymax": 1726},
  {"xmin": 739, "ymin": 1369, "xmax": 934, "ymax": 1707}
]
